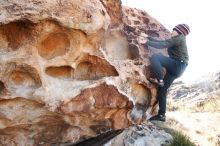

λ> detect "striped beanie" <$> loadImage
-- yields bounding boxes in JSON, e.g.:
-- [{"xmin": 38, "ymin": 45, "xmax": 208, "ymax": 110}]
[{"xmin": 173, "ymin": 24, "xmax": 190, "ymax": 36}]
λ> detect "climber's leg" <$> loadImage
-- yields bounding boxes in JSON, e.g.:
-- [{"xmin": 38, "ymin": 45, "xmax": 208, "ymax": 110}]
[
  {"xmin": 149, "ymin": 60, "xmax": 188, "ymax": 122},
  {"xmin": 149, "ymin": 54, "xmax": 177, "ymax": 86},
  {"xmin": 157, "ymin": 73, "xmax": 176, "ymax": 116}
]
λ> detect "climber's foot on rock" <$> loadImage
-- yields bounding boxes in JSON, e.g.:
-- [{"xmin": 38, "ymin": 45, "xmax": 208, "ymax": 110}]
[
  {"xmin": 149, "ymin": 114, "xmax": 166, "ymax": 122},
  {"xmin": 149, "ymin": 78, "xmax": 164, "ymax": 87}
]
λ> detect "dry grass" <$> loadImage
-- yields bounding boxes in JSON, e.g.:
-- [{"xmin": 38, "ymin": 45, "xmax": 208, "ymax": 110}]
[
  {"xmin": 169, "ymin": 131, "xmax": 196, "ymax": 146},
  {"xmin": 167, "ymin": 90, "xmax": 220, "ymax": 113},
  {"xmin": 194, "ymin": 93, "xmax": 220, "ymax": 112},
  {"xmin": 167, "ymin": 100, "xmax": 179, "ymax": 112},
  {"xmin": 151, "ymin": 119, "xmax": 195, "ymax": 146}
]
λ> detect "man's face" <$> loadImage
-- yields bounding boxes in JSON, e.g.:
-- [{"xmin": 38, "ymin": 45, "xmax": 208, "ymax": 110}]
[{"xmin": 171, "ymin": 30, "xmax": 179, "ymax": 37}]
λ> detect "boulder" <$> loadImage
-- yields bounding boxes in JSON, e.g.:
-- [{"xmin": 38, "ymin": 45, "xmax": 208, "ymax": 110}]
[{"xmin": 0, "ymin": 0, "xmax": 170, "ymax": 145}]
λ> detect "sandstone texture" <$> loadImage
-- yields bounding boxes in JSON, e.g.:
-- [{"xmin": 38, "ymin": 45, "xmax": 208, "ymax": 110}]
[{"xmin": 0, "ymin": 0, "xmax": 170, "ymax": 145}]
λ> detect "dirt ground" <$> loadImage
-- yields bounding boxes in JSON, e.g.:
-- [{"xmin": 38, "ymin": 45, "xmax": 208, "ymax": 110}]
[{"xmin": 152, "ymin": 111, "xmax": 220, "ymax": 146}]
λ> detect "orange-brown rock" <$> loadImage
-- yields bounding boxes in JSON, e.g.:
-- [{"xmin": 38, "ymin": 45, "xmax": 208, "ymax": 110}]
[{"xmin": 0, "ymin": 0, "xmax": 170, "ymax": 145}]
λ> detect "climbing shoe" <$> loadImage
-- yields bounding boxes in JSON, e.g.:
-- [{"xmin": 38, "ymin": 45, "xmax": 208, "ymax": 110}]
[
  {"xmin": 149, "ymin": 114, "xmax": 166, "ymax": 122},
  {"xmin": 149, "ymin": 78, "xmax": 164, "ymax": 87}
]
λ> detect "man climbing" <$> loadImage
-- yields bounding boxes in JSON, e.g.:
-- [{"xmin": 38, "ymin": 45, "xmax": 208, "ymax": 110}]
[{"xmin": 143, "ymin": 24, "xmax": 190, "ymax": 122}]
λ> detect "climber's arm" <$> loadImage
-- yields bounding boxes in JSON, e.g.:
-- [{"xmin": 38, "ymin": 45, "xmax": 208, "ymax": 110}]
[
  {"xmin": 147, "ymin": 36, "xmax": 165, "ymax": 42},
  {"xmin": 145, "ymin": 37, "xmax": 174, "ymax": 49}
]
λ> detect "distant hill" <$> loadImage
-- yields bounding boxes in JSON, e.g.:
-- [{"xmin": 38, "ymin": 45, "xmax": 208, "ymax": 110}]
[{"xmin": 168, "ymin": 70, "xmax": 220, "ymax": 105}]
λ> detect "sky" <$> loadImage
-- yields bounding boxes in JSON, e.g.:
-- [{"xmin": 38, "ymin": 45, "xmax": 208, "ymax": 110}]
[{"xmin": 122, "ymin": 0, "xmax": 220, "ymax": 83}]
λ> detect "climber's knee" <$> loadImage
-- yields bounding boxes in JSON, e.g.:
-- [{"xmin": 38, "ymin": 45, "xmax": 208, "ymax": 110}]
[{"xmin": 150, "ymin": 54, "xmax": 162, "ymax": 62}]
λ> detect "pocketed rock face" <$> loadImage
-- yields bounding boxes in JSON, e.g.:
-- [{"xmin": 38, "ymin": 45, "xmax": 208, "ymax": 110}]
[{"xmin": 0, "ymin": 0, "xmax": 170, "ymax": 145}]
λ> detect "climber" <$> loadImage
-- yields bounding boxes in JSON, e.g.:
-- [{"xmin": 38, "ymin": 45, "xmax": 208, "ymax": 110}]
[{"xmin": 143, "ymin": 24, "xmax": 190, "ymax": 122}]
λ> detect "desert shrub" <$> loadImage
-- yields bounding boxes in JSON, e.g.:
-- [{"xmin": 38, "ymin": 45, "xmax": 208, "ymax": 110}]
[{"xmin": 169, "ymin": 131, "xmax": 195, "ymax": 146}]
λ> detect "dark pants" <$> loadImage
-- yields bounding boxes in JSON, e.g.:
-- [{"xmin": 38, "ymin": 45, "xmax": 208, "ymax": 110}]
[{"xmin": 150, "ymin": 54, "xmax": 188, "ymax": 115}]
